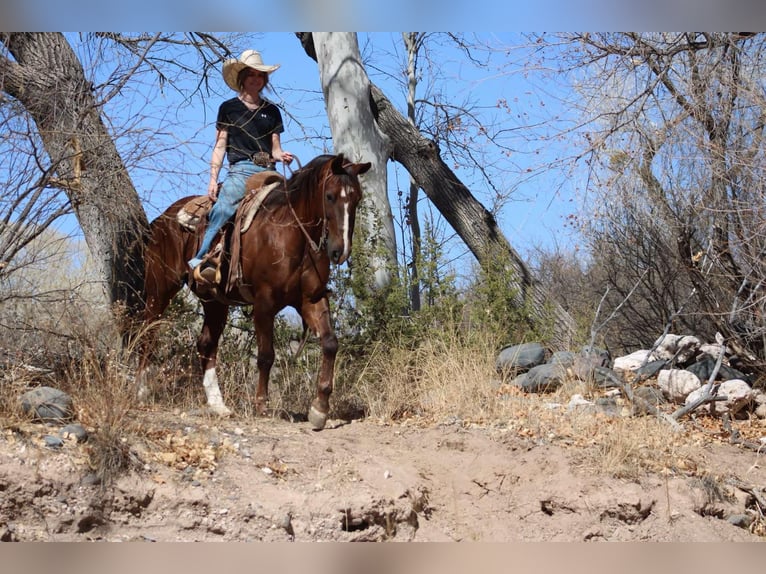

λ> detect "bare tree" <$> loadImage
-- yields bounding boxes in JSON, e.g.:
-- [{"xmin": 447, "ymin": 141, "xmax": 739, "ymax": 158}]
[
  {"xmin": 402, "ymin": 32, "xmax": 426, "ymax": 312},
  {"xmin": 543, "ymin": 32, "xmax": 766, "ymax": 368},
  {"xmin": 0, "ymin": 33, "xmax": 149, "ymax": 327},
  {"xmin": 0, "ymin": 32, "xmax": 244, "ymax": 339}
]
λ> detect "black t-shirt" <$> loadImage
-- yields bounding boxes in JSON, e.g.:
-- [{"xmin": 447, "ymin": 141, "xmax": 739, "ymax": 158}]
[{"xmin": 216, "ymin": 97, "xmax": 285, "ymax": 165}]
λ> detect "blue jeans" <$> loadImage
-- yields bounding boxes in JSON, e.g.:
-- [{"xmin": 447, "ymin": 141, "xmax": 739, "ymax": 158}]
[{"xmin": 191, "ymin": 161, "xmax": 266, "ymax": 264}]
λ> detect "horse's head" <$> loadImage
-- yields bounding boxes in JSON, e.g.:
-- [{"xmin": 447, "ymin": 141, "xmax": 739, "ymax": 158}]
[{"xmin": 321, "ymin": 154, "xmax": 371, "ymax": 265}]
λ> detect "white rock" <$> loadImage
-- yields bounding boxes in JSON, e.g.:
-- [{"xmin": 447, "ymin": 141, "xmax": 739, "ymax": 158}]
[
  {"xmin": 676, "ymin": 335, "xmax": 702, "ymax": 363},
  {"xmin": 567, "ymin": 394, "xmax": 594, "ymax": 411},
  {"xmin": 652, "ymin": 334, "xmax": 683, "ymax": 361},
  {"xmin": 698, "ymin": 343, "xmax": 728, "ymax": 359},
  {"xmin": 685, "ymin": 379, "xmax": 755, "ymax": 416},
  {"xmin": 652, "ymin": 334, "xmax": 701, "ymax": 363},
  {"xmin": 613, "ymin": 350, "xmax": 653, "ymax": 371},
  {"xmin": 658, "ymin": 369, "xmax": 702, "ymax": 403}
]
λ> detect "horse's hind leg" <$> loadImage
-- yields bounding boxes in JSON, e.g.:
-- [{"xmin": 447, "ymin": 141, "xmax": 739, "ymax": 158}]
[
  {"xmin": 198, "ymin": 301, "xmax": 232, "ymax": 416},
  {"xmin": 301, "ymin": 297, "xmax": 338, "ymax": 431},
  {"xmin": 252, "ymin": 311, "xmax": 275, "ymax": 417}
]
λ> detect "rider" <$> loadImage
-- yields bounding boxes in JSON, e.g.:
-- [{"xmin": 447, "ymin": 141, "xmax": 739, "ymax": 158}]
[{"xmin": 188, "ymin": 49, "xmax": 294, "ymax": 276}]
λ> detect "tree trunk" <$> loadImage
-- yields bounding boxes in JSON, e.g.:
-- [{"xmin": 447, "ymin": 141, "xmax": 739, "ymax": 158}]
[
  {"xmin": 404, "ymin": 32, "xmax": 423, "ymax": 313},
  {"xmin": 0, "ymin": 33, "xmax": 149, "ymax": 331},
  {"xmin": 311, "ymin": 32, "xmax": 397, "ymax": 292},
  {"xmin": 298, "ymin": 33, "xmax": 576, "ymax": 347}
]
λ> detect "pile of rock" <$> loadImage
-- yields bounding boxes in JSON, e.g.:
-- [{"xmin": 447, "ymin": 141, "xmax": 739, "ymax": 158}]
[
  {"xmin": 18, "ymin": 386, "xmax": 89, "ymax": 448},
  {"xmin": 496, "ymin": 333, "xmax": 766, "ymax": 420}
]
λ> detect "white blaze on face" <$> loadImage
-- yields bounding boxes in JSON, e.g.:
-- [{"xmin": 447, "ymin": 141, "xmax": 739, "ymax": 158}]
[{"xmin": 338, "ymin": 184, "xmax": 353, "ymax": 261}]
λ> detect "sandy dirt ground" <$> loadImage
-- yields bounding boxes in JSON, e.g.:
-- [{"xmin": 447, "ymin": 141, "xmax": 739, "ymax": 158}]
[{"xmin": 2, "ymin": 407, "xmax": 766, "ymax": 543}]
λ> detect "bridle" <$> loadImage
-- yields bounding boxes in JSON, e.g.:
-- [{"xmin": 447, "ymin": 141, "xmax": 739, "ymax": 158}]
[{"xmin": 281, "ymin": 156, "xmax": 334, "ymax": 255}]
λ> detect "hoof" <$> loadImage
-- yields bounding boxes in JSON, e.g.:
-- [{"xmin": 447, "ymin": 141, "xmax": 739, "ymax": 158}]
[
  {"xmin": 208, "ymin": 404, "xmax": 232, "ymax": 417},
  {"xmin": 255, "ymin": 399, "xmax": 269, "ymax": 417},
  {"xmin": 308, "ymin": 405, "xmax": 328, "ymax": 430}
]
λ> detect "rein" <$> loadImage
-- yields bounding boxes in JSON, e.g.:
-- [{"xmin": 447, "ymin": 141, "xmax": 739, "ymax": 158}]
[{"xmin": 280, "ymin": 157, "xmax": 329, "ymax": 254}]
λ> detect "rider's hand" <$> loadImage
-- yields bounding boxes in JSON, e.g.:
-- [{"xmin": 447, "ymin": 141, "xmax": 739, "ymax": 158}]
[
  {"xmin": 275, "ymin": 150, "xmax": 294, "ymax": 165},
  {"xmin": 207, "ymin": 181, "xmax": 219, "ymax": 201}
]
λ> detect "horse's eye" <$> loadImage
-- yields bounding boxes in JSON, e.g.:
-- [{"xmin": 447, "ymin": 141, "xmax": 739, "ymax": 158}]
[{"xmin": 326, "ymin": 192, "xmax": 335, "ymax": 202}]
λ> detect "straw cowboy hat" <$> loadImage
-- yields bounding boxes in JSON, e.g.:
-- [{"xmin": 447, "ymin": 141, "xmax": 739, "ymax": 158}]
[{"xmin": 222, "ymin": 50, "xmax": 280, "ymax": 91}]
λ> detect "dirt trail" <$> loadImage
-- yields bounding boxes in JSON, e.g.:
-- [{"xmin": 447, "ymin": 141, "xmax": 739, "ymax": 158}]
[{"xmin": 1, "ymin": 412, "xmax": 765, "ymax": 541}]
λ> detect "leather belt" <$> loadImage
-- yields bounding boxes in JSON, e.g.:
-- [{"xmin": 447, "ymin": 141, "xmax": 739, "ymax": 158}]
[{"xmin": 232, "ymin": 152, "xmax": 275, "ymax": 169}]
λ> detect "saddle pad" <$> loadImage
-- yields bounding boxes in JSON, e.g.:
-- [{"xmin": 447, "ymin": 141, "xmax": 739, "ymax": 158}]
[{"xmin": 239, "ymin": 171, "xmax": 286, "ymax": 232}]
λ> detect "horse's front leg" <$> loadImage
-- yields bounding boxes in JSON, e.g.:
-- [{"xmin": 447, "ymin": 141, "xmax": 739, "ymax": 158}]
[
  {"xmin": 198, "ymin": 301, "xmax": 232, "ymax": 416},
  {"xmin": 301, "ymin": 297, "xmax": 337, "ymax": 430}
]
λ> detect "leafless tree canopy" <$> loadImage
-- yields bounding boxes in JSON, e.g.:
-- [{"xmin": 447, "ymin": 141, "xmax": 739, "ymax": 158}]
[{"xmin": 536, "ymin": 32, "xmax": 766, "ymax": 368}]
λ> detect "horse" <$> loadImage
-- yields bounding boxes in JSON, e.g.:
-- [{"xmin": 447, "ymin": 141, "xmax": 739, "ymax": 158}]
[{"xmin": 138, "ymin": 153, "xmax": 372, "ymax": 430}]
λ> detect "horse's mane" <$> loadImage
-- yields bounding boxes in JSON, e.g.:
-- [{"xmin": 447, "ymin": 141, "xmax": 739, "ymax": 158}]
[
  {"xmin": 261, "ymin": 154, "xmax": 335, "ymax": 210},
  {"xmin": 262, "ymin": 154, "xmax": 362, "ymax": 215}
]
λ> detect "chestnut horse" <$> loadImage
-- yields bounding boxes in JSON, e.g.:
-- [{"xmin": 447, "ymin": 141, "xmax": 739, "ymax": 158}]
[{"xmin": 138, "ymin": 153, "xmax": 371, "ymax": 430}]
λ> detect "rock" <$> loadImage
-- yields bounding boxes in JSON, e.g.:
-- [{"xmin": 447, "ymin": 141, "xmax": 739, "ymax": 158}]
[
  {"xmin": 635, "ymin": 360, "xmax": 668, "ymax": 380},
  {"xmin": 698, "ymin": 343, "xmax": 729, "ymax": 360},
  {"xmin": 685, "ymin": 357, "xmax": 751, "ymax": 383},
  {"xmin": 613, "ymin": 350, "xmax": 653, "ymax": 372},
  {"xmin": 727, "ymin": 514, "xmax": 754, "ymax": 529},
  {"xmin": 579, "ymin": 346, "xmax": 612, "ymax": 368},
  {"xmin": 80, "ymin": 473, "xmax": 101, "ymax": 487},
  {"xmin": 567, "ymin": 394, "xmax": 594, "ymax": 412},
  {"xmin": 59, "ymin": 424, "xmax": 88, "ymax": 443},
  {"xmin": 496, "ymin": 342, "xmax": 546, "ymax": 375},
  {"xmin": 549, "ymin": 351, "xmax": 576, "ymax": 367},
  {"xmin": 684, "ymin": 379, "xmax": 755, "ymax": 416},
  {"xmin": 652, "ymin": 334, "xmax": 701, "ymax": 364},
  {"xmin": 517, "ymin": 364, "xmax": 565, "ymax": 393},
  {"xmin": 592, "ymin": 367, "xmax": 623, "ymax": 388},
  {"xmin": 675, "ymin": 335, "xmax": 702, "ymax": 364},
  {"xmin": 658, "ymin": 369, "xmax": 702, "ymax": 404},
  {"xmin": 595, "ymin": 397, "xmax": 622, "ymax": 417},
  {"xmin": 20, "ymin": 387, "xmax": 73, "ymax": 422},
  {"xmin": 43, "ymin": 435, "xmax": 64, "ymax": 449},
  {"xmin": 632, "ymin": 386, "xmax": 666, "ymax": 414}
]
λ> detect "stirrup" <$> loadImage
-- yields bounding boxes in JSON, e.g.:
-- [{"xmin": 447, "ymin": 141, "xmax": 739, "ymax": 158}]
[{"xmin": 193, "ymin": 263, "xmax": 219, "ymax": 285}]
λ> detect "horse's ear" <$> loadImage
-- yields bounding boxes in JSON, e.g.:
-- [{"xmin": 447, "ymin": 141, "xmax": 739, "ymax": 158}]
[
  {"xmin": 331, "ymin": 154, "xmax": 346, "ymax": 174},
  {"xmin": 331, "ymin": 154, "xmax": 372, "ymax": 177},
  {"xmin": 347, "ymin": 162, "xmax": 372, "ymax": 177}
]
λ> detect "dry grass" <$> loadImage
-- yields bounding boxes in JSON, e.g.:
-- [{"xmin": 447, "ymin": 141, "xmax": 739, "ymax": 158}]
[
  {"xmin": 332, "ymin": 331, "xmax": 738, "ymax": 482},
  {"xmin": 345, "ymin": 333, "xmax": 501, "ymax": 423}
]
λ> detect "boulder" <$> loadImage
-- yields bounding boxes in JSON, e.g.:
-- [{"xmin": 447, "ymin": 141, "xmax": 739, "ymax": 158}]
[
  {"xmin": 613, "ymin": 350, "xmax": 653, "ymax": 372},
  {"xmin": 657, "ymin": 369, "xmax": 702, "ymax": 404},
  {"xmin": 635, "ymin": 359, "xmax": 668, "ymax": 379},
  {"xmin": 684, "ymin": 379, "xmax": 755, "ymax": 416},
  {"xmin": 685, "ymin": 357, "xmax": 751, "ymax": 384},
  {"xmin": 579, "ymin": 346, "xmax": 612, "ymax": 368},
  {"xmin": 496, "ymin": 342, "xmax": 546, "ymax": 376},
  {"xmin": 515, "ymin": 363, "xmax": 565, "ymax": 393},
  {"xmin": 652, "ymin": 334, "xmax": 701, "ymax": 364},
  {"xmin": 20, "ymin": 386, "xmax": 73, "ymax": 422}
]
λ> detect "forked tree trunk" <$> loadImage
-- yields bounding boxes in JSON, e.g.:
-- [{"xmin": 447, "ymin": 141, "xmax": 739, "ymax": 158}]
[
  {"xmin": 0, "ymin": 33, "xmax": 149, "ymax": 331},
  {"xmin": 298, "ymin": 32, "xmax": 576, "ymax": 347}
]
